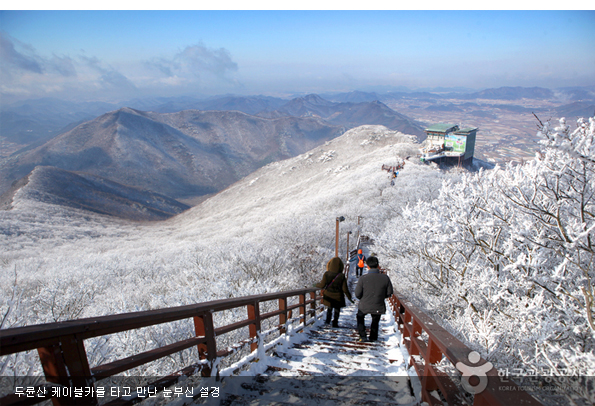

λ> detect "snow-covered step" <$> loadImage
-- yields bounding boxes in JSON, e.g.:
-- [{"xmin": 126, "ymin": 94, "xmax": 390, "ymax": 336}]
[
  {"xmin": 193, "ymin": 303, "xmax": 417, "ymax": 405},
  {"xmin": 203, "ymin": 375, "xmax": 416, "ymax": 405}
]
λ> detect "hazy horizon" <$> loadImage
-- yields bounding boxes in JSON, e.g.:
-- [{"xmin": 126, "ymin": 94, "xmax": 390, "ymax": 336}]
[{"xmin": 1, "ymin": 10, "xmax": 594, "ymax": 104}]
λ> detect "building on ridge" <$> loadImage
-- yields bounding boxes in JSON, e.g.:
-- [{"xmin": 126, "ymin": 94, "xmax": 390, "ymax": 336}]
[{"xmin": 420, "ymin": 123, "xmax": 478, "ymax": 166}]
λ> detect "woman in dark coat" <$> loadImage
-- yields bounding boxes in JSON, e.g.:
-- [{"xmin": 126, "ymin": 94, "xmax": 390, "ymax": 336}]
[{"xmin": 316, "ymin": 257, "xmax": 353, "ymax": 327}]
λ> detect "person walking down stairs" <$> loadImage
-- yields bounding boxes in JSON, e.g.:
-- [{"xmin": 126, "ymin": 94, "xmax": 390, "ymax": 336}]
[
  {"xmin": 355, "ymin": 256, "xmax": 393, "ymax": 342},
  {"xmin": 316, "ymin": 257, "xmax": 353, "ymax": 327}
]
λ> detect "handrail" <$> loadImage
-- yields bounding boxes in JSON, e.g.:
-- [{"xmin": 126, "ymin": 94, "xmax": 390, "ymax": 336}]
[
  {"xmin": 388, "ymin": 293, "xmax": 544, "ymax": 406},
  {"xmin": 0, "ymin": 287, "xmax": 322, "ymax": 406},
  {"xmin": 2, "ymin": 269, "xmax": 549, "ymax": 406}
]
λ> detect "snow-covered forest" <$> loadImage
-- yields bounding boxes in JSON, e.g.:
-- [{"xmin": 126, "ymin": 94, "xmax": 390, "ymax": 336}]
[
  {"xmin": 1, "ymin": 118, "xmax": 594, "ymax": 403},
  {"xmin": 377, "ymin": 117, "xmax": 595, "ymax": 382}
]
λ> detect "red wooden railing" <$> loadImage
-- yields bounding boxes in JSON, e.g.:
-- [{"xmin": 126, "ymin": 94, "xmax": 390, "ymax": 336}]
[
  {"xmin": 1, "ymin": 274, "xmax": 547, "ymax": 406},
  {"xmin": 0, "ymin": 288, "xmax": 321, "ymax": 406},
  {"xmin": 388, "ymin": 294, "xmax": 544, "ymax": 406}
]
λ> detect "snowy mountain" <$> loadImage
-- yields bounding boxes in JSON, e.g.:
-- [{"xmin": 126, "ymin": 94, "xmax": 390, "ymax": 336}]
[
  {"xmin": 0, "ymin": 107, "xmax": 344, "ymax": 201},
  {"xmin": 167, "ymin": 125, "xmax": 426, "ymax": 244},
  {"xmin": 1, "ymin": 126, "xmax": 437, "ymax": 378}
]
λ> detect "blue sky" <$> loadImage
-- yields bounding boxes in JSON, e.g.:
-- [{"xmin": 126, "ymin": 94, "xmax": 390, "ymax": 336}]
[{"xmin": 1, "ymin": 10, "xmax": 594, "ymax": 103}]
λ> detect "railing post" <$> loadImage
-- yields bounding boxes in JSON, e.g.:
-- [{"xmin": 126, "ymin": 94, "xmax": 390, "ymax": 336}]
[
  {"xmin": 38, "ymin": 335, "xmax": 96, "ymax": 406},
  {"xmin": 421, "ymin": 340, "xmax": 440, "ymax": 397},
  {"xmin": 194, "ymin": 311, "xmax": 216, "ymax": 377},
  {"xmin": 247, "ymin": 301, "xmax": 261, "ymax": 353},
  {"xmin": 299, "ymin": 294, "xmax": 306, "ymax": 326},
  {"xmin": 412, "ymin": 319, "xmax": 422, "ymax": 338},
  {"xmin": 279, "ymin": 297, "xmax": 287, "ymax": 334},
  {"xmin": 402, "ymin": 309, "xmax": 412, "ymax": 341},
  {"xmin": 38, "ymin": 345, "xmax": 68, "ymax": 386},
  {"xmin": 308, "ymin": 291, "xmax": 316, "ymax": 324},
  {"xmin": 409, "ymin": 319, "xmax": 422, "ymax": 357},
  {"xmin": 38, "ymin": 345, "xmax": 70, "ymax": 406},
  {"xmin": 427, "ymin": 338, "xmax": 442, "ymax": 364}
]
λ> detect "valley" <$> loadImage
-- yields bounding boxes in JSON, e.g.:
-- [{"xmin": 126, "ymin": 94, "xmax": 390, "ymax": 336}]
[{"xmin": 386, "ymin": 97, "xmax": 560, "ymax": 164}]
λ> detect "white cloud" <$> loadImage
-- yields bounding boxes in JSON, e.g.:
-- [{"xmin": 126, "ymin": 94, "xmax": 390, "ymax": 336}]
[
  {"xmin": 147, "ymin": 42, "xmax": 238, "ymax": 80},
  {"xmin": 0, "ymin": 32, "xmax": 44, "ymax": 75},
  {"xmin": 1, "ymin": 35, "xmax": 242, "ymax": 103}
]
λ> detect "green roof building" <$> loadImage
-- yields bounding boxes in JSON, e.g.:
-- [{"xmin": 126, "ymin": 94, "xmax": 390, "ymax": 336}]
[
  {"xmin": 421, "ymin": 123, "xmax": 478, "ymax": 165},
  {"xmin": 425, "ymin": 123, "xmax": 459, "ymax": 133}
]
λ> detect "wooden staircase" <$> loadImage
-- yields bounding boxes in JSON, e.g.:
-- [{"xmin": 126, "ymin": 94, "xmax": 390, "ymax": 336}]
[{"xmin": 195, "ymin": 304, "xmax": 418, "ymax": 405}]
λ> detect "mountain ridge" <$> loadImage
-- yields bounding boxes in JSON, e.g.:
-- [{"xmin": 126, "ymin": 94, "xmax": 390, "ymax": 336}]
[
  {"xmin": 7, "ymin": 166, "xmax": 190, "ymax": 221},
  {"xmin": 0, "ymin": 107, "xmax": 345, "ymax": 202}
]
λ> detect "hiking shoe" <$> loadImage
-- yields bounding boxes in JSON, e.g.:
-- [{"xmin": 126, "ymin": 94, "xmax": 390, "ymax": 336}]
[
  {"xmin": 358, "ymin": 337, "xmax": 369, "ymax": 342},
  {"xmin": 332, "ymin": 322, "xmax": 339, "ymax": 328}
]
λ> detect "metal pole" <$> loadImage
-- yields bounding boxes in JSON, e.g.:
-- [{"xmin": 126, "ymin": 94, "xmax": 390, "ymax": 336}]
[
  {"xmin": 335, "ymin": 218, "xmax": 339, "ymax": 257},
  {"xmin": 345, "ymin": 231, "xmax": 352, "ymax": 276},
  {"xmin": 335, "ymin": 216, "xmax": 345, "ymax": 258},
  {"xmin": 346, "ymin": 231, "xmax": 350, "ymax": 264}
]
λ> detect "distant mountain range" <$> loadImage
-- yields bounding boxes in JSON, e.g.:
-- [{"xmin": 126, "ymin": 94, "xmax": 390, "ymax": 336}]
[
  {"xmin": 2, "ymin": 85, "xmax": 593, "ymax": 220},
  {"xmin": 3, "ymin": 86, "xmax": 593, "ymax": 151},
  {"xmin": 463, "ymin": 86, "xmax": 556, "ymax": 100},
  {"xmin": 323, "ymin": 86, "xmax": 595, "ymax": 103},
  {"xmin": 260, "ymin": 95, "xmax": 423, "ymax": 138},
  {"xmin": 0, "ymin": 107, "xmax": 347, "ymax": 203},
  {"xmin": 1, "ymin": 94, "xmax": 425, "ymax": 150}
]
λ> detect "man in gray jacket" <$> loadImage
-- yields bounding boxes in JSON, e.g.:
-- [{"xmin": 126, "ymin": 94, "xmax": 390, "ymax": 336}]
[{"xmin": 354, "ymin": 256, "xmax": 394, "ymax": 342}]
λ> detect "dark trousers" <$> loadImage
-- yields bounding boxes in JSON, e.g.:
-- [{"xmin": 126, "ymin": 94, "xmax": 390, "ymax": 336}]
[
  {"xmin": 325, "ymin": 306, "xmax": 340, "ymax": 325},
  {"xmin": 356, "ymin": 266, "xmax": 364, "ymax": 277},
  {"xmin": 357, "ymin": 310, "xmax": 381, "ymax": 340}
]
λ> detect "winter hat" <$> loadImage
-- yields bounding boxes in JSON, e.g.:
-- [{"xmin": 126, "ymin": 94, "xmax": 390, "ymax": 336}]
[
  {"xmin": 326, "ymin": 257, "xmax": 344, "ymax": 273},
  {"xmin": 358, "ymin": 249, "xmax": 363, "ymax": 254},
  {"xmin": 366, "ymin": 256, "xmax": 379, "ymax": 268}
]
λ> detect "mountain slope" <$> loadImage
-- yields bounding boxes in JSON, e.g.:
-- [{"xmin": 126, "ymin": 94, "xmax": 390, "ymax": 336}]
[
  {"xmin": 2, "ymin": 124, "xmax": 432, "ymax": 261},
  {"xmin": 7, "ymin": 166, "xmax": 189, "ymax": 220},
  {"xmin": 555, "ymin": 102, "xmax": 595, "ymax": 119},
  {"xmin": 170, "ymin": 125, "xmax": 424, "ymax": 242}
]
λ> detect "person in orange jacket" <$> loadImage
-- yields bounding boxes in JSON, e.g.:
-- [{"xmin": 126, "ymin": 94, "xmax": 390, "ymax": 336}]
[{"xmin": 356, "ymin": 249, "xmax": 366, "ymax": 278}]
